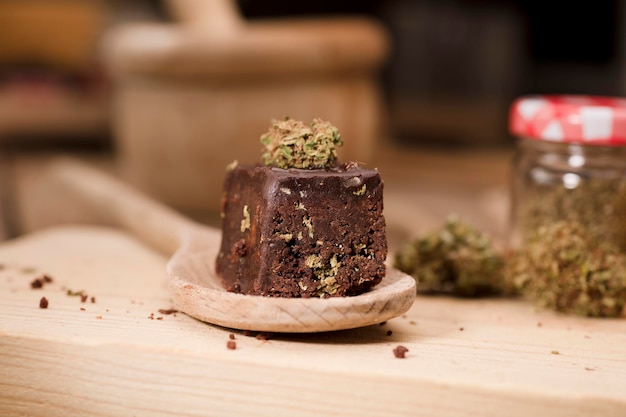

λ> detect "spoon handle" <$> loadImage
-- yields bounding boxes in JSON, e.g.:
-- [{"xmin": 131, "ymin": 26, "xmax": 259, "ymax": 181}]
[{"xmin": 49, "ymin": 158, "xmax": 195, "ymax": 256}]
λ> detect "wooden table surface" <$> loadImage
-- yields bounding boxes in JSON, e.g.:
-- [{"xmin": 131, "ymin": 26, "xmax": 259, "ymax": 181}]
[{"xmin": 1, "ymin": 226, "xmax": 625, "ymax": 417}]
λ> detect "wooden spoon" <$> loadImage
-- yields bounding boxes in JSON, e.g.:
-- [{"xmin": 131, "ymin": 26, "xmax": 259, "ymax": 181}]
[{"xmin": 50, "ymin": 159, "xmax": 416, "ymax": 332}]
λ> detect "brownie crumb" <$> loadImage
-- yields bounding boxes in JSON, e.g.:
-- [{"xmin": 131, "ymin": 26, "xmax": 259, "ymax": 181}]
[
  {"xmin": 459, "ymin": 327, "xmax": 464, "ymax": 331},
  {"xmin": 241, "ymin": 330, "xmax": 274, "ymax": 340},
  {"xmin": 409, "ymin": 320, "xmax": 416, "ymax": 325},
  {"xmin": 392, "ymin": 345, "xmax": 409, "ymax": 359},
  {"xmin": 31, "ymin": 274, "xmax": 55, "ymax": 289},
  {"xmin": 256, "ymin": 332, "xmax": 273, "ymax": 341},
  {"xmin": 158, "ymin": 308, "xmax": 179, "ymax": 315},
  {"xmin": 156, "ymin": 317, "xmax": 163, "ymax": 321},
  {"xmin": 80, "ymin": 307, "xmax": 86, "ymax": 311},
  {"xmin": 39, "ymin": 297, "xmax": 49, "ymax": 309},
  {"xmin": 229, "ymin": 333, "xmax": 236, "ymax": 340},
  {"xmin": 537, "ymin": 322, "xmax": 543, "ymax": 327},
  {"xmin": 551, "ymin": 350, "xmax": 560, "ymax": 355},
  {"xmin": 80, "ymin": 294, "xmax": 88, "ymax": 303},
  {"xmin": 386, "ymin": 330, "xmax": 393, "ymax": 336},
  {"xmin": 96, "ymin": 315, "xmax": 103, "ymax": 320},
  {"xmin": 90, "ymin": 296, "xmax": 96, "ymax": 303},
  {"xmin": 148, "ymin": 313, "xmax": 155, "ymax": 320},
  {"xmin": 226, "ymin": 340, "xmax": 237, "ymax": 350}
]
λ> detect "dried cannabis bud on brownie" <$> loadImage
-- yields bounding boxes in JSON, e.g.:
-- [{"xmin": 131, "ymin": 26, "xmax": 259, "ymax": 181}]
[
  {"xmin": 506, "ymin": 220, "xmax": 626, "ymax": 317},
  {"xmin": 260, "ymin": 117, "xmax": 343, "ymax": 169},
  {"xmin": 394, "ymin": 216, "xmax": 505, "ymax": 297}
]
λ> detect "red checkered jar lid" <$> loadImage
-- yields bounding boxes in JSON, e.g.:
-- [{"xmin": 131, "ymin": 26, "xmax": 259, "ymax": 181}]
[{"xmin": 509, "ymin": 95, "xmax": 626, "ymax": 146}]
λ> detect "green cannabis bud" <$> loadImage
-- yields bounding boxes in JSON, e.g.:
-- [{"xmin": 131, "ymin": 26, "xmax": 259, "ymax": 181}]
[
  {"xmin": 260, "ymin": 117, "xmax": 343, "ymax": 169},
  {"xmin": 506, "ymin": 220, "xmax": 626, "ymax": 318},
  {"xmin": 394, "ymin": 216, "xmax": 505, "ymax": 297}
]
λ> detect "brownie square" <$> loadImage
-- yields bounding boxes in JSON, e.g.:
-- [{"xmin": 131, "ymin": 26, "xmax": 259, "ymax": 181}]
[{"xmin": 216, "ymin": 163, "xmax": 387, "ymax": 297}]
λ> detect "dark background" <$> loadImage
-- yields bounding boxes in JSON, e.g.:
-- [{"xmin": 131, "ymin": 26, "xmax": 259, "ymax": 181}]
[
  {"xmin": 234, "ymin": 0, "xmax": 623, "ymax": 145},
  {"xmin": 1, "ymin": 0, "xmax": 623, "ymax": 147}
]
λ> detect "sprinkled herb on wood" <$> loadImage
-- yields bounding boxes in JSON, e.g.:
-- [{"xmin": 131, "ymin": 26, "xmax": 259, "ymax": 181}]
[
  {"xmin": 395, "ymin": 213, "xmax": 626, "ymax": 317},
  {"xmin": 394, "ymin": 216, "xmax": 505, "ymax": 297}
]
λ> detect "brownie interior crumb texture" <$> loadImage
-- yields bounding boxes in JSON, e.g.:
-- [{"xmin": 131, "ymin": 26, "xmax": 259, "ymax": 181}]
[{"xmin": 216, "ymin": 163, "xmax": 387, "ymax": 298}]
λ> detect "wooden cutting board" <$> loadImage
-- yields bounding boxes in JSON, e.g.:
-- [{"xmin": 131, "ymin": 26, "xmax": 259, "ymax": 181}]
[{"xmin": 1, "ymin": 226, "xmax": 625, "ymax": 417}]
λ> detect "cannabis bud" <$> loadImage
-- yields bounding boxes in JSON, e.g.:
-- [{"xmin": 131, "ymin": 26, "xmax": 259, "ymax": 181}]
[
  {"xmin": 506, "ymin": 220, "xmax": 626, "ymax": 318},
  {"xmin": 394, "ymin": 216, "xmax": 505, "ymax": 297},
  {"xmin": 260, "ymin": 117, "xmax": 343, "ymax": 169}
]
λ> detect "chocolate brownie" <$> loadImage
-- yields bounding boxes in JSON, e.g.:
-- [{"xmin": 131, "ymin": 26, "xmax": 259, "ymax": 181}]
[{"xmin": 216, "ymin": 162, "xmax": 387, "ymax": 298}]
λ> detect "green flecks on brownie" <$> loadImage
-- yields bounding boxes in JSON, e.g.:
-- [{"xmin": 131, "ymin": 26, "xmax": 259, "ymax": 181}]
[{"xmin": 240, "ymin": 205, "xmax": 251, "ymax": 233}]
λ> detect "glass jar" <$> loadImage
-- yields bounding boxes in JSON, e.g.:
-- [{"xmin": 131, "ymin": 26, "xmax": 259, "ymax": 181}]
[{"xmin": 509, "ymin": 96, "xmax": 626, "ymax": 250}]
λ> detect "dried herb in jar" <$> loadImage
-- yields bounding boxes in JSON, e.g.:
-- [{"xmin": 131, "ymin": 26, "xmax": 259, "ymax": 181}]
[
  {"xmin": 516, "ymin": 178, "xmax": 626, "ymax": 252},
  {"xmin": 506, "ymin": 220, "xmax": 626, "ymax": 317}
]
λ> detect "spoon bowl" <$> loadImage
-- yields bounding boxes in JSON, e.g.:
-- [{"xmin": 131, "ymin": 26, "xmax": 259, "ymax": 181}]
[{"xmin": 52, "ymin": 159, "xmax": 416, "ymax": 332}]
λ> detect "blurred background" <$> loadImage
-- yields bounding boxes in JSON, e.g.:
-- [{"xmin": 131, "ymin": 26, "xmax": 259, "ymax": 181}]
[{"xmin": 0, "ymin": 0, "xmax": 623, "ymax": 249}]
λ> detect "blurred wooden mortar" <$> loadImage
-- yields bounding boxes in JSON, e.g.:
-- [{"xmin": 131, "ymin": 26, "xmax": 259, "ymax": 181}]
[{"xmin": 103, "ymin": 0, "xmax": 389, "ymax": 213}]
